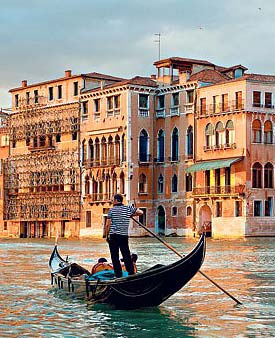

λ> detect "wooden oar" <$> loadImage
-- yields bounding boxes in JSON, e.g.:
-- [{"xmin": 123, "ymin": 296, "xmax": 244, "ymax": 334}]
[{"xmin": 131, "ymin": 217, "xmax": 242, "ymax": 305}]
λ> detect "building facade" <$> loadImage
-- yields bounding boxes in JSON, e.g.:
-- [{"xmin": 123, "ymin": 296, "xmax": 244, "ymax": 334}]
[{"xmin": 3, "ymin": 57, "xmax": 275, "ymax": 238}]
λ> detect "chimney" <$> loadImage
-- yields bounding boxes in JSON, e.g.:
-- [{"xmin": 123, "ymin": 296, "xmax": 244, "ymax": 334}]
[
  {"xmin": 151, "ymin": 74, "xmax": 156, "ymax": 80},
  {"xmin": 65, "ymin": 70, "xmax": 72, "ymax": 78},
  {"xmin": 22, "ymin": 80, "xmax": 27, "ymax": 87}
]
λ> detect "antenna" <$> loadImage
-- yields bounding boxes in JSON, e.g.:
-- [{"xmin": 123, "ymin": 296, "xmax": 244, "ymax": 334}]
[{"xmin": 154, "ymin": 33, "xmax": 161, "ymax": 60}]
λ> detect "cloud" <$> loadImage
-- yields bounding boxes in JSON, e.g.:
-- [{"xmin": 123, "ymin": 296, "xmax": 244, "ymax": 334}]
[{"xmin": 1, "ymin": 0, "xmax": 275, "ymax": 107}]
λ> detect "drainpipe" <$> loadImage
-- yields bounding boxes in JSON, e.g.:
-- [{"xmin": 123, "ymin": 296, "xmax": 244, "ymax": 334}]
[{"xmin": 192, "ymin": 84, "xmax": 198, "ymax": 235}]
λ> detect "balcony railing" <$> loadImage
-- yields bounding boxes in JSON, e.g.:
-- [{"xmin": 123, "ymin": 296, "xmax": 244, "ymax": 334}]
[
  {"xmin": 138, "ymin": 108, "xmax": 149, "ymax": 117},
  {"xmin": 83, "ymin": 158, "xmax": 121, "ymax": 168},
  {"xmin": 197, "ymin": 99, "xmax": 245, "ymax": 116},
  {"xmin": 138, "ymin": 154, "xmax": 152, "ymax": 164},
  {"xmin": 156, "ymin": 108, "xmax": 166, "ymax": 118},
  {"xmin": 203, "ymin": 143, "xmax": 237, "ymax": 151},
  {"xmin": 170, "ymin": 106, "xmax": 180, "ymax": 116},
  {"xmin": 86, "ymin": 193, "xmax": 112, "ymax": 203},
  {"xmin": 192, "ymin": 185, "xmax": 245, "ymax": 196}
]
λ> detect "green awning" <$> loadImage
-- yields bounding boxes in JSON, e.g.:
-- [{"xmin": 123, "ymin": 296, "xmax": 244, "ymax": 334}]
[{"xmin": 185, "ymin": 157, "xmax": 242, "ymax": 173}]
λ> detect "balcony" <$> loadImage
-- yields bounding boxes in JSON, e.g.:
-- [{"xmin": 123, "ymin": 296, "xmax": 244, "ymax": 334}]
[
  {"xmin": 86, "ymin": 193, "xmax": 112, "ymax": 204},
  {"xmin": 138, "ymin": 108, "xmax": 149, "ymax": 117},
  {"xmin": 192, "ymin": 185, "xmax": 245, "ymax": 197},
  {"xmin": 184, "ymin": 103, "xmax": 194, "ymax": 113},
  {"xmin": 197, "ymin": 99, "xmax": 245, "ymax": 117},
  {"xmin": 138, "ymin": 154, "xmax": 152, "ymax": 165},
  {"xmin": 83, "ymin": 158, "xmax": 121, "ymax": 168},
  {"xmin": 170, "ymin": 106, "xmax": 180, "ymax": 116},
  {"xmin": 156, "ymin": 108, "xmax": 166, "ymax": 118}
]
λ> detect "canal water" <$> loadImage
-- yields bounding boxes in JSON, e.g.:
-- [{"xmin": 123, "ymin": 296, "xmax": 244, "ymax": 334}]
[{"xmin": 0, "ymin": 236, "xmax": 274, "ymax": 337}]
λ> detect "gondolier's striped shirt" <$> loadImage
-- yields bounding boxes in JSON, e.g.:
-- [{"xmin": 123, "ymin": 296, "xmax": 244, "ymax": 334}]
[{"xmin": 107, "ymin": 204, "xmax": 137, "ymax": 236}]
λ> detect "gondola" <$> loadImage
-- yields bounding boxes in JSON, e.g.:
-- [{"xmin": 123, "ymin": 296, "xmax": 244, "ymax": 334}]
[{"xmin": 49, "ymin": 234, "xmax": 206, "ymax": 309}]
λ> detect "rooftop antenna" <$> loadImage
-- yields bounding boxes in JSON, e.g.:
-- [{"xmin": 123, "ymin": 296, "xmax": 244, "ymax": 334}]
[{"xmin": 154, "ymin": 33, "xmax": 161, "ymax": 60}]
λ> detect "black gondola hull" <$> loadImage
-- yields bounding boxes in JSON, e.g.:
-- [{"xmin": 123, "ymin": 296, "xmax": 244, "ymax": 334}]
[{"xmin": 49, "ymin": 234, "xmax": 205, "ymax": 309}]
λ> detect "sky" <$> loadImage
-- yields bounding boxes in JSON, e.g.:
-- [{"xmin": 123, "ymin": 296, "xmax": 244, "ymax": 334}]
[{"xmin": 0, "ymin": 0, "xmax": 274, "ymax": 108}]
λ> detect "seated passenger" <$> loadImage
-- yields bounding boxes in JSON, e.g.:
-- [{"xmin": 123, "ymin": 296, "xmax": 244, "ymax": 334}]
[
  {"xmin": 121, "ymin": 253, "xmax": 138, "ymax": 273},
  {"xmin": 91, "ymin": 257, "xmax": 113, "ymax": 274}
]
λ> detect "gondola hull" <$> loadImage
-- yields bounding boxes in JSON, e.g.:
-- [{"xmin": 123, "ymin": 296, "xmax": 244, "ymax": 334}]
[{"xmin": 49, "ymin": 234, "xmax": 205, "ymax": 309}]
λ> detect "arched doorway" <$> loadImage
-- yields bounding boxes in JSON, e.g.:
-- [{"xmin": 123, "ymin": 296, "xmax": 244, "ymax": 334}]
[
  {"xmin": 156, "ymin": 205, "xmax": 165, "ymax": 235},
  {"xmin": 199, "ymin": 204, "xmax": 212, "ymax": 237}
]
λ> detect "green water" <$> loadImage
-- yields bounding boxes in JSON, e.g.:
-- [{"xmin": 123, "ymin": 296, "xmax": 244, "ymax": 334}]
[{"xmin": 0, "ymin": 237, "xmax": 274, "ymax": 337}]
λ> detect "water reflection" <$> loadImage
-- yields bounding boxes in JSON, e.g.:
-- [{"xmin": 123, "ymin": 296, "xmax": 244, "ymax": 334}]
[{"xmin": 0, "ymin": 237, "xmax": 274, "ymax": 337}]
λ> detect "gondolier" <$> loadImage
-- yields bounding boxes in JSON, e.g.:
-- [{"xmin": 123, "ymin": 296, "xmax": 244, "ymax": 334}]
[{"xmin": 104, "ymin": 194, "xmax": 143, "ymax": 278}]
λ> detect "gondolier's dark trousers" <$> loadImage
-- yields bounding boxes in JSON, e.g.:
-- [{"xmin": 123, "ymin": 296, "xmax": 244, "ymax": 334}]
[{"xmin": 108, "ymin": 234, "xmax": 135, "ymax": 278}]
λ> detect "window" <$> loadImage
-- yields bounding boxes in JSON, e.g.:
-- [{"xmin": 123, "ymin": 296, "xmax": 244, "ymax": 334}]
[
  {"xmin": 186, "ymin": 174, "xmax": 192, "ymax": 192},
  {"xmin": 157, "ymin": 129, "xmax": 164, "ymax": 162},
  {"xmin": 264, "ymin": 120, "xmax": 272, "ymax": 144},
  {"xmin": 265, "ymin": 92, "xmax": 272, "ymax": 108},
  {"xmin": 26, "ymin": 92, "xmax": 30, "ymax": 105},
  {"xmin": 235, "ymin": 201, "xmax": 242, "ymax": 217},
  {"xmin": 107, "ymin": 96, "xmax": 113, "ymax": 115},
  {"xmin": 205, "ymin": 123, "xmax": 214, "ymax": 149},
  {"xmin": 94, "ymin": 98, "xmax": 100, "ymax": 117},
  {"xmin": 172, "ymin": 206, "xmax": 177, "ymax": 216},
  {"xmin": 252, "ymin": 119, "xmax": 262, "ymax": 143},
  {"xmin": 254, "ymin": 200, "xmax": 262, "ymax": 216},
  {"xmin": 3, "ymin": 221, "xmax": 7, "ymax": 231},
  {"xmin": 15, "ymin": 94, "xmax": 19, "ymax": 107},
  {"xmin": 139, "ymin": 208, "xmax": 147, "ymax": 225},
  {"xmin": 172, "ymin": 174, "xmax": 178, "ymax": 193},
  {"xmin": 187, "ymin": 90, "xmax": 194, "ymax": 103},
  {"xmin": 158, "ymin": 174, "xmax": 164, "ymax": 193},
  {"xmin": 200, "ymin": 98, "xmax": 206, "ymax": 114},
  {"xmin": 171, "ymin": 127, "xmax": 179, "ymax": 161},
  {"xmin": 82, "ymin": 101, "xmax": 88, "ymax": 116},
  {"xmin": 252, "ymin": 162, "xmax": 262, "ymax": 188},
  {"xmin": 139, "ymin": 94, "xmax": 149, "ymax": 109},
  {"xmin": 172, "ymin": 93, "xmax": 179, "ymax": 107},
  {"xmin": 213, "ymin": 95, "xmax": 219, "ymax": 113},
  {"xmin": 73, "ymin": 81, "xmax": 78, "ymax": 96},
  {"xmin": 235, "ymin": 91, "xmax": 242, "ymax": 109},
  {"xmin": 225, "ymin": 120, "xmax": 234, "ymax": 146},
  {"xmin": 215, "ymin": 121, "xmax": 224, "ymax": 147},
  {"xmin": 186, "ymin": 126, "xmax": 193, "ymax": 157},
  {"xmin": 86, "ymin": 211, "xmax": 91, "ymax": 227},
  {"xmin": 58, "ymin": 85, "xmax": 62, "ymax": 99},
  {"xmin": 49, "ymin": 87, "xmax": 53, "ymax": 101},
  {"xmin": 253, "ymin": 91, "xmax": 261, "ymax": 107},
  {"xmin": 265, "ymin": 197, "xmax": 273, "ymax": 216},
  {"xmin": 114, "ymin": 95, "xmax": 121, "ymax": 114},
  {"xmin": 139, "ymin": 173, "xmax": 147, "ymax": 193},
  {"xmin": 222, "ymin": 94, "xmax": 229, "ymax": 111},
  {"xmin": 71, "ymin": 117, "xmax": 78, "ymax": 140},
  {"xmin": 264, "ymin": 162, "xmax": 273, "ymax": 188},
  {"xmin": 186, "ymin": 206, "xmax": 192, "ymax": 216},
  {"xmin": 56, "ymin": 133, "xmax": 61, "ymax": 142},
  {"xmin": 139, "ymin": 129, "xmax": 149, "ymax": 162},
  {"xmin": 157, "ymin": 95, "xmax": 165, "ymax": 109},
  {"xmin": 34, "ymin": 90, "xmax": 39, "ymax": 104},
  {"xmin": 216, "ymin": 201, "xmax": 222, "ymax": 217}
]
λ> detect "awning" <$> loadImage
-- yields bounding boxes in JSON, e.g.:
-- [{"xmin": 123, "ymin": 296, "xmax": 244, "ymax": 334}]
[{"xmin": 185, "ymin": 157, "xmax": 242, "ymax": 173}]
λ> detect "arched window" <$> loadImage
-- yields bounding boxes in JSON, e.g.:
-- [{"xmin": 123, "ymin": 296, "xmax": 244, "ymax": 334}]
[
  {"xmin": 158, "ymin": 174, "xmax": 164, "ymax": 193},
  {"xmin": 112, "ymin": 172, "xmax": 117, "ymax": 195},
  {"xmin": 88, "ymin": 139, "xmax": 94, "ymax": 165},
  {"xmin": 264, "ymin": 120, "xmax": 273, "ymax": 144},
  {"xmin": 205, "ymin": 123, "xmax": 214, "ymax": 149},
  {"xmin": 186, "ymin": 126, "xmax": 193, "ymax": 157},
  {"xmin": 85, "ymin": 175, "xmax": 90, "ymax": 194},
  {"xmin": 105, "ymin": 174, "xmax": 110, "ymax": 199},
  {"xmin": 252, "ymin": 119, "xmax": 262, "ymax": 143},
  {"xmin": 264, "ymin": 162, "xmax": 273, "ymax": 188},
  {"xmin": 139, "ymin": 173, "xmax": 147, "ymax": 193},
  {"xmin": 115, "ymin": 135, "xmax": 120, "ymax": 164},
  {"xmin": 81, "ymin": 139, "xmax": 86, "ymax": 164},
  {"xmin": 120, "ymin": 172, "xmax": 125, "ymax": 194},
  {"xmin": 101, "ymin": 137, "xmax": 107, "ymax": 165},
  {"xmin": 172, "ymin": 174, "xmax": 178, "ymax": 192},
  {"xmin": 157, "ymin": 129, "xmax": 164, "ymax": 162},
  {"xmin": 252, "ymin": 162, "xmax": 262, "ymax": 188},
  {"xmin": 225, "ymin": 120, "xmax": 234, "ymax": 146},
  {"xmin": 186, "ymin": 206, "xmax": 192, "ymax": 216},
  {"xmin": 121, "ymin": 134, "xmax": 126, "ymax": 162},
  {"xmin": 139, "ymin": 129, "xmax": 149, "ymax": 162},
  {"xmin": 215, "ymin": 121, "xmax": 224, "ymax": 147},
  {"xmin": 171, "ymin": 127, "xmax": 179, "ymax": 161},
  {"xmin": 172, "ymin": 206, "xmax": 177, "ymax": 216},
  {"xmin": 95, "ymin": 138, "xmax": 100, "ymax": 165},
  {"xmin": 186, "ymin": 173, "xmax": 193, "ymax": 192},
  {"xmin": 108, "ymin": 136, "xmax": 114, "ymax": 165}
]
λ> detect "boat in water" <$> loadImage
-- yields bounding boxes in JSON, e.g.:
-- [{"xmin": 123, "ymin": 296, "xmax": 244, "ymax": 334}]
[{"xmin": 49, "ymin": 234, "xmax": 205, "ymax": 309}]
